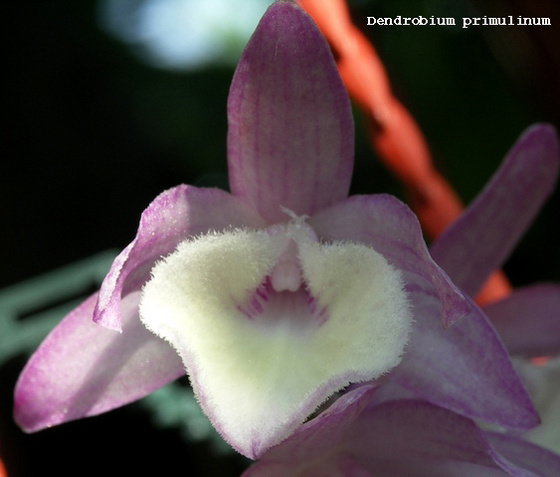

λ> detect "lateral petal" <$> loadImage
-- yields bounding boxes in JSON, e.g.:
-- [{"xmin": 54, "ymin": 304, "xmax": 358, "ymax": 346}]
[
  {"xmin": 392, "ymin": 290, "xmax": 539, "ymax": 430},
  {"xmin": 94, "ymin": 185, "xmax": 264, "ymax": 331},
  {"xmin": 430, "ymin": 124, "xmax": 559, "ymax": 297},
  {"xmin": 14, "ymin": 291, "xmax": 183, "ymax": 432},
  {"xmin": 309, "ymin": 194, "xmax": 469, "ymax": 327},
  {"xmin": 227, "ymin": 2, "xmax": 354, "ymax": 223},
  {"xmin": 484, "ymin": 283, "xmax": 560, "ymax": 358}
]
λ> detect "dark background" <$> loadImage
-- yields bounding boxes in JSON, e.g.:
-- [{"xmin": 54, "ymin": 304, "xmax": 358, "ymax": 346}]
[{"xmin": 2, "ymin": 0, "xmax": 559, "ymax": 475}]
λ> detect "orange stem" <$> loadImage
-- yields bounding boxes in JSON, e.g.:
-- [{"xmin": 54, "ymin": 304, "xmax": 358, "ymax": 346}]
[{"xmin": 299, "ymin": 0, "xmax": 511, "ymax": 305}]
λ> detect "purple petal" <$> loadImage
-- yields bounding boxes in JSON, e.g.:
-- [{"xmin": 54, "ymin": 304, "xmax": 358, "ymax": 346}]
[
  {"xmin": 247, "ymin": 398, "xmax": 542, "ymax": 476},
  {"xmin": 484, "ymin": 284, "xmax": 560, "ymax": 358},
  {"xmin": 14, "ymin": 291, "xmax": 184, "ymax": 432},
  {"xmin": 486, "ymin": 431, "xmax": 560, "ymax": 477},
  {"xmin": 227, "ymin": 2, "xmax": 354, "ymax": 223},
  {"xmin": 94, "ymin": 185, "xmax": 264, "ymax": 331},
  {"xmin": 309, "ymin": 194, "xmax": 469, "ymax": 327},
  {"xmin": 392, "ymin": 290, "xmax": 539, "ymax": 431},
  {"xmin": 430, "ymin": 124, "xmax": 559, "ymax": 297}
]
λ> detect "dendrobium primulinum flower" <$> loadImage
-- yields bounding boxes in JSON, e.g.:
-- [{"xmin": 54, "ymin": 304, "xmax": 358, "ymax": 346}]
[{"xmin": 14, "ymin": 1, "xmax": 560, "ymax": 468}]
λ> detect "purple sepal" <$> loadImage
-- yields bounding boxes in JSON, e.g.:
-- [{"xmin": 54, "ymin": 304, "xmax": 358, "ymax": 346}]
[
  {"xmin": 14, "ymin": 291, "xmax": 184, "ymax": 432},
  {"xmin": 227, "ymin": 1, "xmax": 354, "ymax": 223}
]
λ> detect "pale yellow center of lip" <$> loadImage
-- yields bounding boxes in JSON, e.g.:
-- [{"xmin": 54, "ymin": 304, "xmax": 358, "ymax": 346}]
[{"xmin": 139, "ymin": 217, "xmax": 412, "ymax": 457}]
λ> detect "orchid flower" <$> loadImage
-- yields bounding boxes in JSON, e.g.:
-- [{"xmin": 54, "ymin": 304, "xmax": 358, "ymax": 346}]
[
  {"xmin": 245, "ymin": 123, "xmax": 560, "ymax": 475},
  {"xmin": 14, "ymin": 1, "xmax": 544, "ymax": 460}
]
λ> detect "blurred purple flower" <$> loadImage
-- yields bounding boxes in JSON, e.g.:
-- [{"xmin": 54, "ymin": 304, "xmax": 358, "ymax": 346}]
[{"xmin": 13, "ymin": 1, "xmax": 557, "ymax": 463}]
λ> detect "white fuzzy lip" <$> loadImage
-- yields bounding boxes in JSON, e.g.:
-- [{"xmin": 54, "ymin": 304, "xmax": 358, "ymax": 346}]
[{"xmin": 139, "ymin": 218, "xmax": 412, "ymax": 458}]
